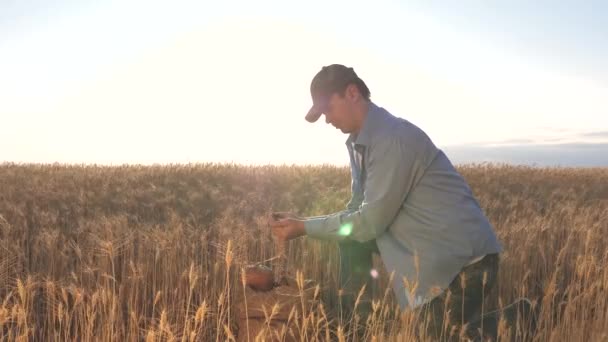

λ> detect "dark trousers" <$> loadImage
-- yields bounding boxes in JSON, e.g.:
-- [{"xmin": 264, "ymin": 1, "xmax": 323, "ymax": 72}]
[
  {"xmin": 417, "ymin": 253, "xmax": 500, "ymax": 341},
  {"xmin": 338, "ymin": 244, "xmax": 536, "ymax": 341},
  {"xmin": 417, "ymin": 252, "xmax": 538, "ymax": 341},
  {"xmin": 337, "ymin": 239, "xmax": 379, "ymax": 325}
]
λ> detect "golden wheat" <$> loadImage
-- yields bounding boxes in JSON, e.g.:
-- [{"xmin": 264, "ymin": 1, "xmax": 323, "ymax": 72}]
[{"xmin": 0, "ymin": 162, "xmax": 606, "ymax": 341}]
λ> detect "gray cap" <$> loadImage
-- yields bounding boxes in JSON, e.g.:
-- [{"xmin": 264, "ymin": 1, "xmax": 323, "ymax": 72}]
[{"xmin": 305, "ymin": 64, "xmax": 360, "ymax": 123}]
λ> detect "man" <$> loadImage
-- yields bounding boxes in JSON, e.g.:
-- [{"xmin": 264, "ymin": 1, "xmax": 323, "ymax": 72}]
[{"xmin": 269, "ymin": 64, "xmax": 510, "ymax": 340}]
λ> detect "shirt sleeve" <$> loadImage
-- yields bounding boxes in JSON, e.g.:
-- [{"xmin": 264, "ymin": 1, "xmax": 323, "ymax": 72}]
[{"xmin": 304, "ymin": 136, "xmax": 426, "ymax": 242}]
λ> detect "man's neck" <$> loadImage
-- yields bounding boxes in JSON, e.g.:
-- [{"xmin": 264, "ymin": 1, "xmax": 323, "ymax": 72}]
[{"xmin": 353, "ymin": 101, "xmax": 370, "ymax": 134}]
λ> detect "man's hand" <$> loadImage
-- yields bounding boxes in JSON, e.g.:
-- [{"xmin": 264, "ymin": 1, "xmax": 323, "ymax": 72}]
[{"xmin": 269, "ymin": 212, "xmax": 306, "ymax": 241}]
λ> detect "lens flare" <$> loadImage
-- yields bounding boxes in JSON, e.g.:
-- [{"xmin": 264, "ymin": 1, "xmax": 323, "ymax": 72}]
[
  {"xmin": 370, "ymin": 269, "xmax": 379, "ymax": 279},
  {"xmin": 338, "ymin": 223, "xmax": 353, "ymax": 236}
]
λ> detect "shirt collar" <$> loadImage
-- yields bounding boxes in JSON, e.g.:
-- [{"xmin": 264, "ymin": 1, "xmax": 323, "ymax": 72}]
[{"xmin": 345, "ymin": 101, "xmax": 379, "ymax": 147}]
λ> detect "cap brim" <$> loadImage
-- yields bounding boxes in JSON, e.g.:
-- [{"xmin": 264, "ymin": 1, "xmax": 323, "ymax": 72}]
[{"xmin": 305, "ymin": 105, "xmax": 322, "ymax": 123}]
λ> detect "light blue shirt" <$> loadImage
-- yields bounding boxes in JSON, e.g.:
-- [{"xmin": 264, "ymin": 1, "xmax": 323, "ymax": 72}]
[{"xmin": 305, "ymin": 102, "xmax": 502, "ymax": 310}]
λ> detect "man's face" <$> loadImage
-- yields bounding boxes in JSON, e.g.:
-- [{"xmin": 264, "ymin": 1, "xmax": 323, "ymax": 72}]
[{"xmin": 321, "ymin": 90, "xmax": 356, "ymax": 134}]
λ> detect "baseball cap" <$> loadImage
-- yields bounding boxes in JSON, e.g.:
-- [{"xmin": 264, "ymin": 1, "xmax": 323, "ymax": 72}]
[{"xmin": 305, "ymin": 64, "xmax": 361, "ymax": 123}]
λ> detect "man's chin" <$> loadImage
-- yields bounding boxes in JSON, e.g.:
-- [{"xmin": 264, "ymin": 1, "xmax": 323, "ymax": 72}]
[{"xmin": 332, "ymin": 125, "xmax": 350, "ymax": 134}]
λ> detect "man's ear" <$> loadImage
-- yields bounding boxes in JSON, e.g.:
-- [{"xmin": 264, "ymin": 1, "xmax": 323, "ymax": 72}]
[{"xmin": 346, "ymin": 84, "xmax": 360, "ymax": 101}]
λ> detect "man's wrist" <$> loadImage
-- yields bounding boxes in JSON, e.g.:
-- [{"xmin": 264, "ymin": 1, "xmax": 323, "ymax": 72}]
[{"xmin": 297, "ymin": 220, "xmax": 307, "ymax": 238}]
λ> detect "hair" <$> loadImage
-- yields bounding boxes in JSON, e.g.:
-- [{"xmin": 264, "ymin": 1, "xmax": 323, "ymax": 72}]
[{"xmin": 337, "ymin": 77, "xmax": 371, "ymax": 101}]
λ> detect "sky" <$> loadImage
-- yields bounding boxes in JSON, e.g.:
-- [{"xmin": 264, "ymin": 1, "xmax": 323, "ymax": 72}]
[{"xmin": 1, "ymin": 0, "xmax": 607, "ymax": 166}]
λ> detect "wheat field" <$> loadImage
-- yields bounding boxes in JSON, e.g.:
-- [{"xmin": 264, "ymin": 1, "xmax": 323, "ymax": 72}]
[{"xmin": 0, "ymin": 162, "xmax": 606, "ymax": 341}]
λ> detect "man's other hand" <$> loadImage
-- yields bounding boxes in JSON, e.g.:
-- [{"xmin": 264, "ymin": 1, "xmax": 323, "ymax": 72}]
[{"xmin": 269, "ymin": 212, "xmax": 306, "ymax": 241}]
